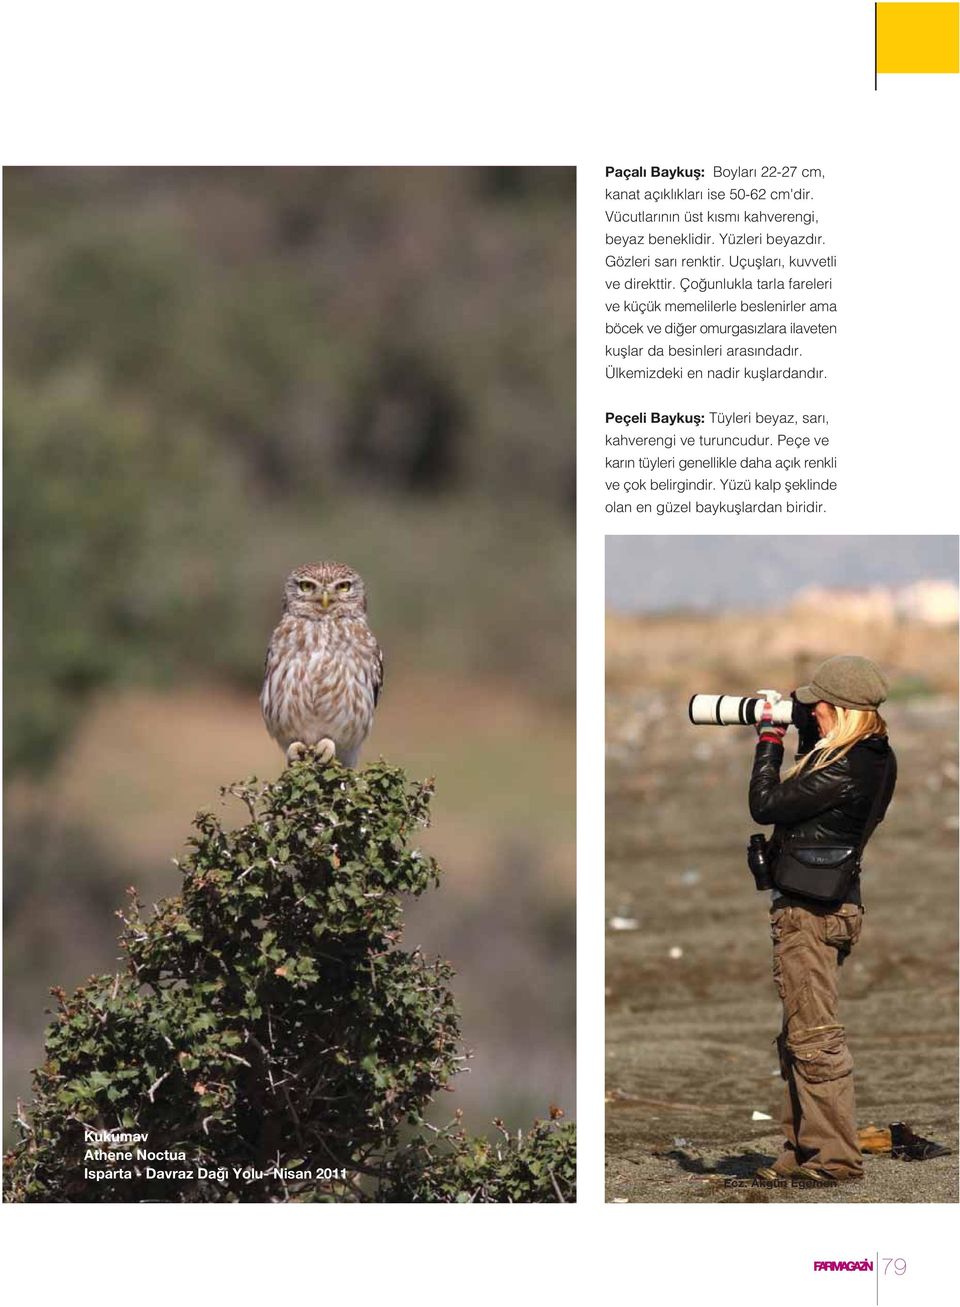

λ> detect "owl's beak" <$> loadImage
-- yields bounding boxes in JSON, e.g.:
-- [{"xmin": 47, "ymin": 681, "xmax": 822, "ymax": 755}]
[{"xmin": 320, "ymin": 589, "xmax": 332, "ymax": 609}]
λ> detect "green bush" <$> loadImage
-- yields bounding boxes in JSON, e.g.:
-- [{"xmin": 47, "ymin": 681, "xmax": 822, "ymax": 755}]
[
  {"xmin": 384, "ymin": 1111, "xmax": 575, "ymax": 1203},
  {"xmin": 4, "ymin": 752, "xmax": 574, "ymax": 1202}
]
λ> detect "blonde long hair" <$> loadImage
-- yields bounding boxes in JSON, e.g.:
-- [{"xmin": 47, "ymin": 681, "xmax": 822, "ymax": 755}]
[{"xmin": 784, "ymin": 705, "xmax": 887, "ymax": 779}]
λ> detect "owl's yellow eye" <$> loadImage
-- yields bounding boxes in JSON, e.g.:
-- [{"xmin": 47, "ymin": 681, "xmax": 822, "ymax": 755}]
[
  {"xmin": 335, "ymin": 581, "xmax": 352, "ymax": 593},
  {"xmin": 297, "ymin": 579, "xmax": 316, "ymax": 594}
]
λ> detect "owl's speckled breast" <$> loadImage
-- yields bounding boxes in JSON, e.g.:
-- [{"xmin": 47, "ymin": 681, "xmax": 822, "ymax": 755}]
[{"xmin": 260, "ymin": 613, "xmax": 381, "ymax": 766}]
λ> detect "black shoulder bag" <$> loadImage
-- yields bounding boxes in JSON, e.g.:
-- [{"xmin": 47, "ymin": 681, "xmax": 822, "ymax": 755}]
[{"xmin": 771, "ymin": 753, "xmax": 892, "ymax": 904}]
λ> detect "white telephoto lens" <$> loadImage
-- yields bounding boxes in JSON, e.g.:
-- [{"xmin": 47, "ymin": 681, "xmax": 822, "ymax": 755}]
[{"xmin": 688, "ymin": 694, "xmax": 793, "ymax": 726}]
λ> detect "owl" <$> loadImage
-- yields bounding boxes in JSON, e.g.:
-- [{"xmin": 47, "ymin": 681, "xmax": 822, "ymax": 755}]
[{"xmin": 260, "ymin": 562, "xmax": 383, "ymax": 767}]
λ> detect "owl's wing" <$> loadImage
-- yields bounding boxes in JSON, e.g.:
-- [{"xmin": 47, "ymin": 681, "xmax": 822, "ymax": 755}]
[
  {"xmin": 261, "ymin": 628, "xmax": 283, "ymax": 693},
  {"xmin": 373, "ymin": 644, "xmax": 384, "ymax": 707}
]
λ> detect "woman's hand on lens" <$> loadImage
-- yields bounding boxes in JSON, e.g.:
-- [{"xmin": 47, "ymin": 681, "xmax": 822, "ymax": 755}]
[
  {"xmin": 755, "ymin": 722, "xmax": 787, "ymax": 743},
  {"xmin": 754, "ymin": 696, "xmax": 787, "ymax": 743}
]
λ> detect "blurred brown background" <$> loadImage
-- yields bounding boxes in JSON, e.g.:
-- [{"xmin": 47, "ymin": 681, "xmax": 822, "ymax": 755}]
[
  {"xmin": 3, "ymin": 166, "xmax": 575, "ymax": 1142},
  {"xmin": 605, "ymin": 536, "xmax": 958, "ymax": 1203}
]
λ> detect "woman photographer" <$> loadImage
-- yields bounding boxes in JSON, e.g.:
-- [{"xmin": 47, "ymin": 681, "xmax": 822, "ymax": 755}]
[{"xmin": 748, "ymin": 655, "xmax": 897, "ymax": 1184}]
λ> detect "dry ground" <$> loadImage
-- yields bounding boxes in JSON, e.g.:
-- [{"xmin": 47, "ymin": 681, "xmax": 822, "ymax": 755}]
[{"xmin": 605, "ymin": 612, "xmax": 958, "ymax": 1204}]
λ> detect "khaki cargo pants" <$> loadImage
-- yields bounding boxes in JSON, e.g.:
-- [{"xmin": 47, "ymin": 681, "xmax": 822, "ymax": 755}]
[{"xmin": 770, "ymin": 902, "xmax": 864, "ymax": 1179}]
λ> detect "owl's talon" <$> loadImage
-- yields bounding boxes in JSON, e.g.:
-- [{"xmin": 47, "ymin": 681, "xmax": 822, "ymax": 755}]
[{"xmin": 286, "ymin": 739, "xmax": 336, "ymax": 766}]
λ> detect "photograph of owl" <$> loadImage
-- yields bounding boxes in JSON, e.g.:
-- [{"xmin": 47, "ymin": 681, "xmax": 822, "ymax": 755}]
[{"xmin": 260, "ymin": 562, "xmax": 384, "ymax": 767}]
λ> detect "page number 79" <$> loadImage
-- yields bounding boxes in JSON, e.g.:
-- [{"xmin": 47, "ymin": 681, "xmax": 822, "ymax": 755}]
[{"xmin": 883, "ymin": 1258, "xmax": 907, "ymax": 1276}]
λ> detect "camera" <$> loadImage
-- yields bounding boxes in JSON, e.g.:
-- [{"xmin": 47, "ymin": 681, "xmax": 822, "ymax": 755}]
[{"xmin": 689, "ymin": 690, "xmax": 820, "ymax": 754}]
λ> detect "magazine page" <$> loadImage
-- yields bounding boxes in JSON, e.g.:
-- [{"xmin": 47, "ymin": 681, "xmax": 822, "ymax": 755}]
[{"xmin": 1, "ymin": 2, "xmax": 956, "ymax": 1303}]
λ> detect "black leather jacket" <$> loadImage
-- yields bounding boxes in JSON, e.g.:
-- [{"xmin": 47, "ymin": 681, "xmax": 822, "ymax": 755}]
[{"xmin": 749, "ymin": 734, "xmax": 897, "ymax": 907}]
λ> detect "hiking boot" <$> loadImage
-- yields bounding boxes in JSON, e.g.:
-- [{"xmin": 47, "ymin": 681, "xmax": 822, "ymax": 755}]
[{"xmin": 755, "ymin": 1160, "xmax": 814, "ymax": 1181}]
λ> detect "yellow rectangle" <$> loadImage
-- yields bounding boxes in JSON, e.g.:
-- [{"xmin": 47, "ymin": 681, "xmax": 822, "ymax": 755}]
[{"xmin": 877, "ymin": 2, "xmax": 959, "ymax": 72}]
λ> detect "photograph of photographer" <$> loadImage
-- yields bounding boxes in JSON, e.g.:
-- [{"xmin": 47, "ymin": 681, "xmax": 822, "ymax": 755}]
[{"xmin": 605, "ymin": 536, "xmax": 958, "ymax": 1204}]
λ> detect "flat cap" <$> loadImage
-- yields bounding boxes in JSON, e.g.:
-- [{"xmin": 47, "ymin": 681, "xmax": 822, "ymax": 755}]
[{"xmin": 795, "ymin": 655, "xmax": 889, "ymax": 711}]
